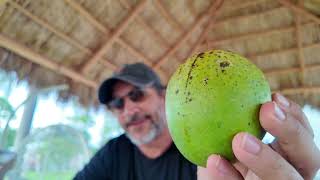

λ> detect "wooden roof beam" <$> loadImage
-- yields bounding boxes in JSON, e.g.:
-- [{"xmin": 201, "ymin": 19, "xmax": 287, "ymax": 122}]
[
  {"xmin": 294, "ymin": 0, "xmax": 305, "ymax": 85},
  {"xmin": 187, "ymin": 0, "xmax": 197, "ymax": 17},
  {"xmin": 188, "ymin": 0, "xmax": 224, "ymax": 56},
  {"xmin": 273, "ymin": 86, "xmax": 320, "ymax": 95},
  {"xmin": 215, "ymin": 6, "xmax": 285, "ymax": 27},
  {"xmin": 264, "ymin": 63, "xmax": 320, "ymax": 76},
  {"xmin": 8, "ymin": 1, "xmax": 89, "ymax": 54},
  {"xmin": 153, "ymin": 0, "xmax": 184, "ymax": 33},
  {"xmin": 66, "ymin": 0, "xmax": 152, "ymax": 65},
  {"xmin": 153, "ymin": 0, "xmax": 203, "ymax": 65},
  {"xmin": 248, "ymin": 42, "xmax": 320, "ymax": 60},
  {"xmin": 9, "ymin": 1, "xmax": 117, "ymax": 71},
  {"xmin": 265, "ymin": 67, "xmax": 300, "ymax": 75},
  {"xmin": 203, "ymin": 21, "xmax": 314, "ymax": 47},
  {"xmin": 81, "ymin": 0, "xmax": 147, "ymax": 74},
  {"xmin": 66, "ymin": 0, "xmax": 167, "ymax": 79},
  {"xmin": 153, "ymin": 0, "xmax": 224, "ymax": 70},
  {"xmin": 119, "ymin": 0, "xmax": 170, "ymax": 48},
  {"xmin": 277, "ymin": 0, "xmax": 320, "ymax": 25},
  {"xmin": 223, "ymin": 0, "xmax": 268, "ymax": 12},
  {"xmin": 0, "ymin": 34, "xmax": 98, "ymax": 89},
  {"xmin": 120, "ymin": 0, "xmax": 217, "ymax": 66},
  {"xmin": 64, "ymin": 0, "xmax": 111, "ymax": 32},
  {"xmin": 117, "ymin": 0, "xmax": 171, "ymax": 80}
]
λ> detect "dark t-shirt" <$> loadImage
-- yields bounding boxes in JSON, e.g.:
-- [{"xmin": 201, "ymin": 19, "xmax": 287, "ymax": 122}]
[{"xmin": 74, "ymin": 134, "xmax": 197, "ymax": 180}]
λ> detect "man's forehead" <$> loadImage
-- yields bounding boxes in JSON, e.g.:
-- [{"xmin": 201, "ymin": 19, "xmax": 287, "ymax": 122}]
[{"xmin": 111, "ymin": 81, "xmax": 136, "ymax": 97}]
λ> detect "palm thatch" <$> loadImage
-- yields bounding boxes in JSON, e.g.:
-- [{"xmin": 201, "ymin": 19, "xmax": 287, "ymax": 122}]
[{"xmin": 0, "ymin": 0, "xmax": 319, "ymax": 108}]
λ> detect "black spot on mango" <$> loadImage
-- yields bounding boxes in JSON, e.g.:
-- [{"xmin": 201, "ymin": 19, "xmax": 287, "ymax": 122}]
[{"xmin": 220, "ymin": 61, "xmax": 230, "ymax": 68}]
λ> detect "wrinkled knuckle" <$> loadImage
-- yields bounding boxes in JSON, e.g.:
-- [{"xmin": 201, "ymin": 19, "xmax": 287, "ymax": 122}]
[
  {"xmin": 283, "ymin": 120, "xmax": 304, "ymax": 145},
  {"xmin": 290, "ymin": 101, "xmax": 301, "ymax": 110},
  {"xmin": 291, "ymin": 121, "xmax": 304, "ymax": 138}
]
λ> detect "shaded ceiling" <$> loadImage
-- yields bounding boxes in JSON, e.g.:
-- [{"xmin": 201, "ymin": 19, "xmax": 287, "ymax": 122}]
[{"xmin": 0, "ymin": 0, "xmax": 319, "ymax": 108}]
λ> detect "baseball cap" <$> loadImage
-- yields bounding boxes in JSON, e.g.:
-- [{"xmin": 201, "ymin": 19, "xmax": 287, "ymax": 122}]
[{"xmin": 98, "ymin": 63, "xmax": 164, "ymax": 105}]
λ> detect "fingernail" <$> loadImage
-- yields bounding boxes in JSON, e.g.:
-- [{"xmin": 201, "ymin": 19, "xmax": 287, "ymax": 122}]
[
  {"xmin": 273, "ymin": 102, "xmax": 286, "ymax": 121},
  {"xmin": 242, "ymin": 133, "xmax": 261, "ymax": 155},
  {"xmin": 215, "ymin": 156, "xmax": 230, "ymax": 175},
  {"xmin": 276, "ymin": 93, "xmax": 289, "ymax": 108}
]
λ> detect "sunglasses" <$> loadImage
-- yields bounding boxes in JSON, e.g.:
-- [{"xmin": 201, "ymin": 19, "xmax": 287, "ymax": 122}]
[{"xmin": 108, "ymin": 88, "xmax": 146, "ymax": 110}]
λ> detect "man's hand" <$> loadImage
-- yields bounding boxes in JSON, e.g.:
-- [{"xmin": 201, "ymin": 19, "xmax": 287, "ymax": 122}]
[{"xmin": 198, "ymin": 93, "xmax": 320, "ymax": 180}]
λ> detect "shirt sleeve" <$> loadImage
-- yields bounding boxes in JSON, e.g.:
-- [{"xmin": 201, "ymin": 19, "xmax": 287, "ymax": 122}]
[{"xmin": 73, "ymin": 143, "xmax": 112, "ymax": 180}]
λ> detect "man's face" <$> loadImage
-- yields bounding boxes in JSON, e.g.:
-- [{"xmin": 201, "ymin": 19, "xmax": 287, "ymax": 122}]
[{"xmin": 109, "ymin": 81, "xmax": 166, "ymax": 145}]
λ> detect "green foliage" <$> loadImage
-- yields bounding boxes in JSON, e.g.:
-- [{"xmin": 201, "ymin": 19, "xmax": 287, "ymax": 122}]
[
  {"xmin": 0, "ymin": 128, "xmax": 16, "ymax": 148},
  {"xmin": 0, "ymin": 97, "xmax": 15, "ymax": 120},
  {"xmin": 23, "ymin": 171, "xmax": 74, "ymax": 180},
  {"xmin": 17, "ymin": 125, "xmax": 89, "ymax": 179},
  {"xmin": 0, "ymin": 96, "xmax": 17, "ymax": 149},
  {"xmin": 66, "ymin": 112, "xmax": 95, "ymax": 148},
  {"xmin": 32, "ymin": 136, "xmax": 79, "ymax": 165},
  {"xmin": 67, "ymin": 113, "xmax": 94, "ymax": 127}
]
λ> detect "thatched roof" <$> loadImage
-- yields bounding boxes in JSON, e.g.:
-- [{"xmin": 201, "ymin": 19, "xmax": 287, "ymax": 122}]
[{"xmin": 0, "ymin": 0, "xmax": 319, "ymax": 108}]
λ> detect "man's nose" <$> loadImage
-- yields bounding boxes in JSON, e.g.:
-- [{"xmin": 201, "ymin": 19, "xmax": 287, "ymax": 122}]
[{"xmin": 122, "ymin": 98, "xmax": 139, "ymax": 116}]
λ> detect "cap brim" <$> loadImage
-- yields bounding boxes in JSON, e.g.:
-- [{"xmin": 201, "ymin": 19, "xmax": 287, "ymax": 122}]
[{"xmin": 98, "ymin": 74, "xmax": 147, "ymax": 105}]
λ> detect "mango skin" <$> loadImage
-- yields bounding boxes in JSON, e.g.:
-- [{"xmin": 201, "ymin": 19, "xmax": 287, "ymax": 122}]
[{"xmin": 165, "ymin": 50, "xmax": 271, "ymax": 167}]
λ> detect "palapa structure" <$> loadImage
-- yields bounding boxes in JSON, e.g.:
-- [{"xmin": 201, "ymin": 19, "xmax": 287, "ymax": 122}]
[{"xmin": 0, "ymin": 0, "xmax": 319, "ymax": 108}]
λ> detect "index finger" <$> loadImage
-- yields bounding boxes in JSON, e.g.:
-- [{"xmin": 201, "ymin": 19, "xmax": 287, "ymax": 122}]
[
  {"xmin": 232, "ymin": 132, "xmax": 303, "ymax": 180},
  {"xmin": 273, "ymin": 93, "xmax": 314, "ymax": 137},
  {"xmin": 259, "ymin": 99, "xmax": 320, "ymax": 179}
]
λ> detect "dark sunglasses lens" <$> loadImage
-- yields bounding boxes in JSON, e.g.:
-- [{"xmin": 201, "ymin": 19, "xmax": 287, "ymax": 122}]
[
  {"xmin": 109, "ymin": 98, "xmax": 124, "ymax": 109},
  {"xmin": 129, "ymin": 89, "xmax": 144, "ymax": 102}
]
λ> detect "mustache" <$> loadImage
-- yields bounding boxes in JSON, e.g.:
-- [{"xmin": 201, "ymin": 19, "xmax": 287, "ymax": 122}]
[{"xmin": 125, "ymin": 113, "xmax": 152, "ymax": 128}]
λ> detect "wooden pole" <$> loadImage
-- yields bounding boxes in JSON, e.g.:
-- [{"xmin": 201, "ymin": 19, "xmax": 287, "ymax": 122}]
[
  {"xmin": 8, "ymin": 1, "xmax": 89, "ymax": 54},
  {"xmin": 188, "ymin": 0, "xmax": 224, "ymax": 57},
  {"xmin": 274, "ymin": 86, "xmax": 320, "ymax": 95},
  {"xmin": 265, "ymin": 67, "xmax": 300, "ymax": 75},
  {"xmin": 153, "ymin": 16, "xmax": 206, "ymax": 69},
  {"xmin": 153, "ymin": 0, "xmax": 183, "ymax": 33},
  {"xmin": 277, "ymin": 0, "xmax": 320, "ymax": 25},
  {"xmin": 13, "ymin": 86, "xmax": 38, "ymax": 150},
  {"xmin": 9, "ymin": 1, "xmax": 117, "ymax": 71},
  {"xmin": 215, "ymin": 6, "xmax": 285, "ymax": 27},
  {"xmin": 153, "ymin": 0, "xmax": 223, "ymax": 70},
  {"xmin": 203, "ymin": 21, "xmax": 314, "ymax": 47},
  {"xmin": 264, "ymin": 63, "xmax": 320, "ymax": 76},
  {"xmin": 294, "ymin": 0, "xmax": 305, "ymax": 85},
  {"xmin": 65, "ymin": 0, "xmax": 168, "ymax": 81},
  {"xmin": 81, "ymin": 0, "xmax": 147, "ymax": 74},
  {"xmin": 187, "ymin": 0, "xmax": 197, "ymax": 17},
  {"xmin": 64, "ymin": 0, "xmax": 110, "ymax": 33},
  {"xmin": 0, "ymin": 34, "xmax": 98, "ymax": 89},
  {"xmin": 223, "ymin": 0, "xmax": 267, "ymax": 12},
  {"xmin": 249, "ymin": 42, "xmax": 320, "ymax": 61},
  {"xmin": 118, "ymin": 0, "xmax": 170, "ymax": 48}
]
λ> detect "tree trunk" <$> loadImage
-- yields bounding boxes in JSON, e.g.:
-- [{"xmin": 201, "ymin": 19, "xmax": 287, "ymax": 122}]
[
  {"xmin": 6, "ymin": 87, "xmax": 38, "ymax": 180},
  {"xmin": 13, "ymin": 86, "xmax": 38, "ymax": 150}
]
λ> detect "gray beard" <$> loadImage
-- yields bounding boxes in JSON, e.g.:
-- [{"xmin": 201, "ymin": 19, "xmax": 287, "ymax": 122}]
[{"xmin": 126, "ymin": 121, "xmax": 162, "ymax": 145}]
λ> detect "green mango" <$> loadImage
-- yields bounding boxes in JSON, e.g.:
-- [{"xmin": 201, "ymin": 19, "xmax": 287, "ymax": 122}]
[{"xmin": 166, "ymin": 50, "xmax": 271, "ymax": 167}]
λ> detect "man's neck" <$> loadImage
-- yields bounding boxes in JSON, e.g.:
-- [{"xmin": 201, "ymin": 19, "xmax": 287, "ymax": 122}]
[{"xmin": 137, "ymin": 127, "xmax": 172, "ymax": 159}]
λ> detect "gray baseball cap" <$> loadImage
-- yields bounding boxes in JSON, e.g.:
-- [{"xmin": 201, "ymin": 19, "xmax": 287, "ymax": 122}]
[{"xmin": 98, "ymin": 63, "xmax": 164, "ymax": 105}]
